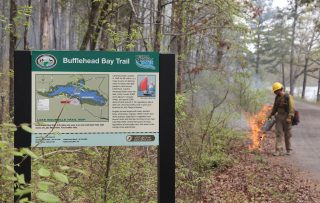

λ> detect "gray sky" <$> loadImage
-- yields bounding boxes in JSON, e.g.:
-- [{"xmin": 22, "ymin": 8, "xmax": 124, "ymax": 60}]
[{"xmin": 272, "ymin": 0, "xmax": 288, "ymax": 8}]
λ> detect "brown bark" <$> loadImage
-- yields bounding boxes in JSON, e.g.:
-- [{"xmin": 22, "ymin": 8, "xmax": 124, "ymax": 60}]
[
  {"xmin": 154, "ymin": 0, "xmax": 162, "ymax": 51},
  {"xmin": 289, "ymin": 0, "xmax": 298, "ymax": 95},
  {"xmin": 281, "ymin": 61, "xmax": 286, "ymax": 91},
  {"xmin": 40, "ymin": 0, "xmax": 50, "ymax": 49},
  {"xmin": 9, "ymin": 0, "xmax": 17, "ymax": 114},
  {"xmin": 91, "ymin": 0, "xmax": 111, "ymax": 50},
  {"xmin": 302, "ymin": 31, "xmax": 316, "ymax": 99},
  {"xmin": 125, "ymin": 11, "xmax": 134, "ymax": 51},
  {"xmin": 80, "ymin": 0, "xmax": 101, "ymax": 50},
  {"xmin": 317, "ymin": 68, "xmax": 320, "ymax": 102},
  {"xmin": 103, "ymin": 147, "xmax": 112, "ymax": 202},
  {"xmin": 23, "ymin": 0, "xmax": 31, "ymax": 50},
  {"xmin": 255, "ymin": 15, "xmax": 262, "ymax": 75},
  {"xmin": 176, "ymin": 1, "xmax": 183, "ymax": 93},
  {"xmin": 215, "ymin": 27, "xmax": 224, "ymax": 70}
]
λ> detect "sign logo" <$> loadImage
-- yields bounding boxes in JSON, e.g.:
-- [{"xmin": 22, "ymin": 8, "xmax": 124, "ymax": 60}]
[
  {"xmin": 135, "ymin": 55, "xmax": 155, "ymax": 70},
  {"xmin": 35, "ymin": 54, "xmax": 57, "ymax": 69}
]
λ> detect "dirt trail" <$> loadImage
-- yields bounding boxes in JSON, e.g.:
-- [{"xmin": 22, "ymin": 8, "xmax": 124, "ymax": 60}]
[{"xmin": 289, "ymin": 100, "xmax": 320, "ymax": 180}]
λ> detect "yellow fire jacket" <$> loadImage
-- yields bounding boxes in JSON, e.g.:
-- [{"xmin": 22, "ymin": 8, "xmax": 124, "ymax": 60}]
[{"xmin": 270, "ymin": 93, "xmax": 295, "ymax": 118}]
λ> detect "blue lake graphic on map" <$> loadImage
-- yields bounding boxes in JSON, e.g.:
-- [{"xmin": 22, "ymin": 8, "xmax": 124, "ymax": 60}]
[{"xmin": 38, "ymin": 79, "xmax": 107, "ymax": 106}]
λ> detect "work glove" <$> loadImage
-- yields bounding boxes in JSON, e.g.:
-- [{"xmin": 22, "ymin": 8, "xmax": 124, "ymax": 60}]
[{"xmin": 286, "ymin": 117, "xmax": 292, "ymax": 124}]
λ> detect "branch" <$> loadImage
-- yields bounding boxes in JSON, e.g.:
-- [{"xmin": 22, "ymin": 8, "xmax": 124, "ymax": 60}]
[
  {"xmin": 38, "ymin": 149, "xmax": 83, "ymax": 159},
  {"xmin": 127, "ymin": 0, "xmax": 137, "ymax": 18},
  {"xmin": 200, "ymin": 89, "xmax": 229, "ymax": 153},
  {"xmin": 295, "ymin": 67, "xmax": 320, "ymax": 79},
  {"xmin": 307, "ymin": 73, "xmax": 319, "ymax": 80},
  {"xmin": 309, "ymin": 58, "xmax": 320, "ymax": 66}
]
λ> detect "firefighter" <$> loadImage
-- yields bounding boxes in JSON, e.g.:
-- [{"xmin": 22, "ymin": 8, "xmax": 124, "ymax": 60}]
[{"xmin": 268, "ymin": 82, "xmax": 295, "ymax": 156}]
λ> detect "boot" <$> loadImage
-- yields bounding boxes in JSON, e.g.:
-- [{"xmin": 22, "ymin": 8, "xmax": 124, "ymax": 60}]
[{"xmin": 273, "ymin": 151, "xmax": 280, "ymax": 156}]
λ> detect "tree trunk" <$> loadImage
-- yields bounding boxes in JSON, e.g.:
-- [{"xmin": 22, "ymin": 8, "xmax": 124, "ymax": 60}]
[
  {"xmin": 215, "ymin": 27, "xmax": 224, "ymax": 70},
  {"xmin": 91, "ymin": 0, "xmax": 111, "ymax": 50},
  {"xmin": 282, "ymin": 60, "xmax": 285, "ymax": 91},
  {"xmin": 40, "ymin": 0, "xmax": 50, "ymax": 49},
  {"xmin": 301, "ymin": 31, "xmax": 315, "ymax": 99},
  {"xmin": 102, "ymin": 147, "xmax": 112, "ymax": 202},
  {"xmin": 112, "ymin": 4, "xmax": 120, "ymax": 50},
  {"xmin": 289, "ymin": 0, "xmax": 298, "ymax": 95},
  {"xmin": 168, "ymin": 0, "xmax": 176, "ymax": 53},
  {"xmin": 64, "ymin": 1, "xmax": 72, "ymax": 50},
  {"xmin": 317, "ymin": 68, "xmax": 320, "ymax": 102},
  {"xmin": 125, "ymin": 11, "xmax": 134, "ymax": 51},
  {"xmin": 150, "ymin": 0, "xmax": 154, "ymax": 47},
  {"xmin": 80, "ymin": 0, "xmax": 101, "ymax": 50},
  {"xmin": 100, "ymin": 20, "xmax": 109, "ymax": 50},
  {"xmin": 153, "ymin": 0, "xmax": 162, "ymax": 51},
  {"xmin": 23, "ymin": 0, "xmax": 31, "ymax": 50},
  {"xmin": 176, "ymin": 1, "xmax": 183, "ymax": 93},
  {"xmin": 52, "ymin": 0, "xmax": 58, "ymax": 49},
  {"xmin": 9, "ymin": 0, "xmax": 17, "ymax": 114},
  {"xmin": 255, "ymin": 16, "xmax": 262, "ymax": 80},
  {"xmin": 301, "ymin": 58, "xmax": 309, "ymax": 99},
  {"xmin": 70, "ymin": 1, "xmax": 77, "ymax": 50}
]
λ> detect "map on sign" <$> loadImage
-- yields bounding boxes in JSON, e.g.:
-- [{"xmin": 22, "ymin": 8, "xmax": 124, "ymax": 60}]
[{"xmin": 35, "ymin": 74, "xmax": 109, "ymax": 122}]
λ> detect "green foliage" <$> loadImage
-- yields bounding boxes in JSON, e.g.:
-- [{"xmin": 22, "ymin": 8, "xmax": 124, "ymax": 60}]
[
  {"xmin": 175, "ymin": 93, "xmax": 248, "ymax": 202},
  {"xmin": 175, "ymin": 94, "xmax": 187, "ymax": 125},
  {"xmin": 36, "ymin": 192, "xmax": 60, "ymax": 203},
  {"xmin": 199, "ymin": 152, "xmax": 234, "ymax": 171},
  {"xmin": 0, "ymin": 125, "xmax": 15, "ymax": 202},
  {"xmin": 28, "ymin": 146, "xmax": 157, "ymax": 202},
  {"xmin": 53, "ymin": 172, "xmax": 69, "ymax": 184},
  {"xmin": 231, "ymin": 71, "xmax": 268, "ymax": 112},
  {"xmin": 38, "ymin": 168, "xmax": 51, "ymax": 177}
]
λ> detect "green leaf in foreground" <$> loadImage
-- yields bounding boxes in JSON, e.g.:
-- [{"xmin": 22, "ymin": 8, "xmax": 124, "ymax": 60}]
[
  {"xmin": 21, "ymin": 148, "xmax": 39, "ymax": 159},
  {"xmin": 21, "ymin": 123, "xmax": 33, "ymax": 133},
  {"xmin": 38, "ymin": 181, "xmax": 54, "ymax": 192},
  {"xmin": 36, "ymin": 192, "xmax": 60, "ymax": 203},
  {"xmin": 14, "ymin": 188, "xmax": 32, "ymax": 196},
  {"xmin": 53, "ymin": 172, "xmax": 69, "ymax": 184},
  {"xmin": 38, "ymin": 168, "xmax": 51, "ymax": 177},
  {"xmin": 19, "ymin": 197, "xmax": 31, "ymax": 203},
  {"xmin": 17, "ymin": 174, "xmax": 26, "ymax": 184},
  {"xmin": 0, "ymin": 141, "xmax": 8, "ymax": 148}
]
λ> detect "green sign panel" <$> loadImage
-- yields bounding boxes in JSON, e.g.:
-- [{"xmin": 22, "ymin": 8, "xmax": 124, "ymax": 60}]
[{"xmin": 31, "ymin": 51, "xmax": 159, "ymax": 147}]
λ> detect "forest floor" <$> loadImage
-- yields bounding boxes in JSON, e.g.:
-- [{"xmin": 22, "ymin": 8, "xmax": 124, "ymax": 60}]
[{"xmin": 202, "ymin": 100, "xmax": 320, "ymax": 203}]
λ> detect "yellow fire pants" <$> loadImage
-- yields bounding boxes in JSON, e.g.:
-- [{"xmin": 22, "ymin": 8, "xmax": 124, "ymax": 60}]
[{"xmin": 275, "ymin": 112, "xmax": 292, "ymax": 152}]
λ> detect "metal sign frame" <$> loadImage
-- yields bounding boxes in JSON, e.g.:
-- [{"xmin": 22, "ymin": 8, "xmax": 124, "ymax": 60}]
[{"xmin": 14, "ymin": 51, "xmax": 175, "ymax": 202}]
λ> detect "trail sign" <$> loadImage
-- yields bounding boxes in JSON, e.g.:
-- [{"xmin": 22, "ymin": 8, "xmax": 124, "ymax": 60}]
[
  {"xmin": 14, "ymin": 51, "xmax": 175, "ymax": 202},
  {"xmin": 31, "ymin": 51, "xmax": 159, "ymax": 147}
]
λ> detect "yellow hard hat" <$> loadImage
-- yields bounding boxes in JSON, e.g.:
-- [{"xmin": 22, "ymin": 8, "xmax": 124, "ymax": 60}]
[{"xmin": 272, "ymin": 82, "xmax": 283, "ymax": 92}]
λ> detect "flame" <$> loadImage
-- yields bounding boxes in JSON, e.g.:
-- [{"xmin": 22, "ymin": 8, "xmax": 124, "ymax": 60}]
[{"xmin": 246, "ymin": 105, "xmax": 272, "ymax": 150}]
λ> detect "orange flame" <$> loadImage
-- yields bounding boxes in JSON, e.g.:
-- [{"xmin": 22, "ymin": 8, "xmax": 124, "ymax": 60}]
[{"xmin": 246, "ymin": 105, "xmax": 272, "ymax": 150}]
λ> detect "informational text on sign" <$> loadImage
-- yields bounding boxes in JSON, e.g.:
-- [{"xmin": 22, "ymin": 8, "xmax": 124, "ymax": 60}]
[{"xmin": 31, "ymin": 51, "xmax": 159, "ymax": 147}]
